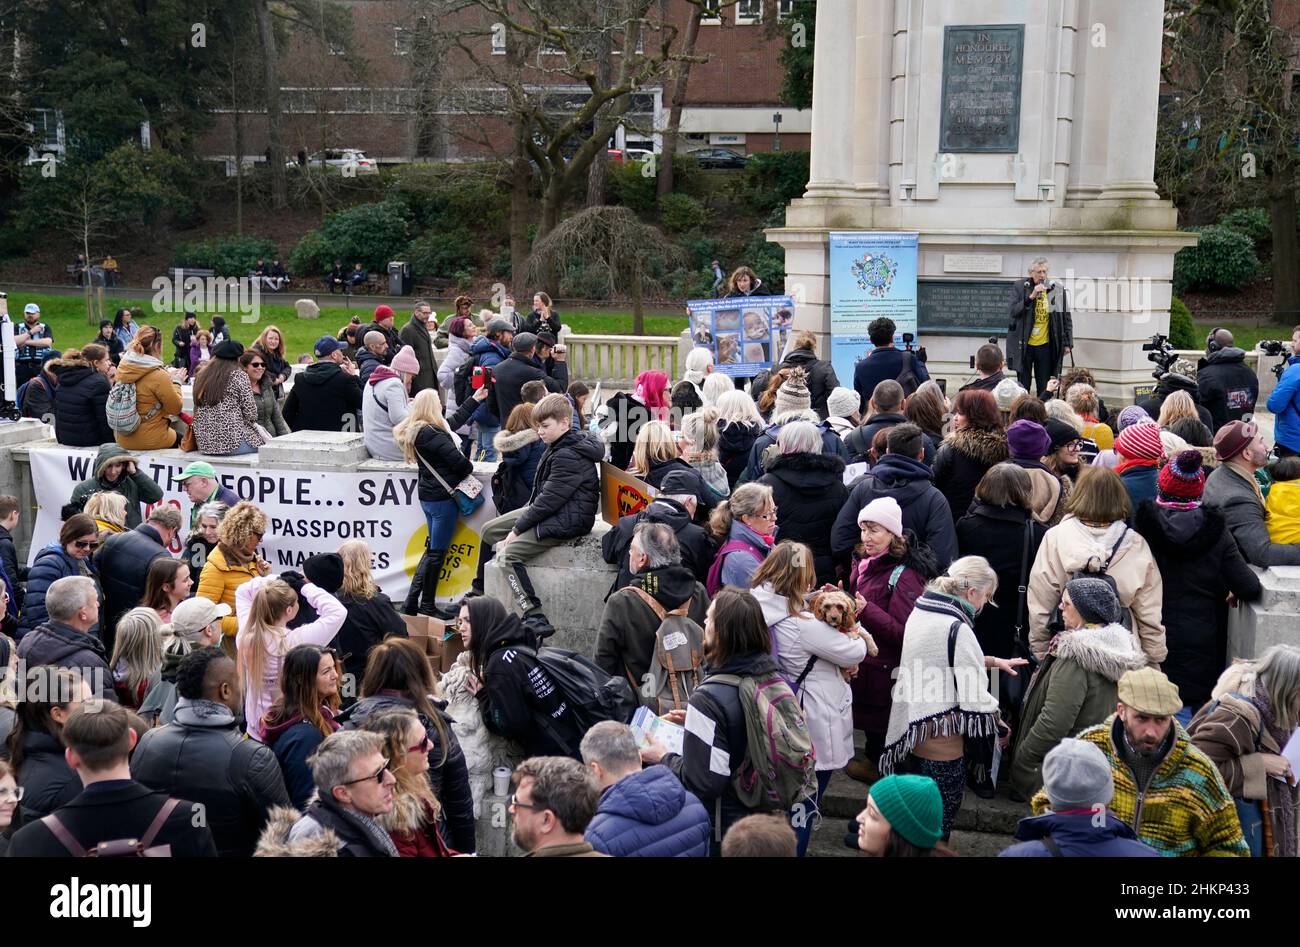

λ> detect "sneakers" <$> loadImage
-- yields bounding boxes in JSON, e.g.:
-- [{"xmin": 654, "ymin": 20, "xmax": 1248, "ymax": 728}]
[{"xmin": 844, "ymin": 757, "xmax": 881, "ymax": 784}]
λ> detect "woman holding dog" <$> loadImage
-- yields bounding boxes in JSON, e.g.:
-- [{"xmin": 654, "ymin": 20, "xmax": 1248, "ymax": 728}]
[
  {"xmin": 845, "ymin": 497, "xmax": 935, "ymax": 785},
  {"xmin": 749, "ymin": 542, "xmax": 868, "ymax": 857}
]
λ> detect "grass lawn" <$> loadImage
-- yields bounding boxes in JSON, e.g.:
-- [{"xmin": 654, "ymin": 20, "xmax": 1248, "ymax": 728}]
[
  {"xmin": 6, "ymin": 292, "xmax": 690, "ymax": 362},
  {"xmin": 1191, "ymin": 321, "xmax": 1294, "ymax": 351}
]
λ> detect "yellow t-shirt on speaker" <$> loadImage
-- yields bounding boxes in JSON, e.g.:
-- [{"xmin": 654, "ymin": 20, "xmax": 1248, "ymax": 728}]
[{"xmin": 1028, "ymin": 291, "xmax": 1050, "ymax": 347}]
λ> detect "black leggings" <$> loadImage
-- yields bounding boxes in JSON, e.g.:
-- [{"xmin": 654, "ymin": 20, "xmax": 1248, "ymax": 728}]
[{"xmin": 1017, "ymin": 343, "xmax": 1055, "ymax": 398}]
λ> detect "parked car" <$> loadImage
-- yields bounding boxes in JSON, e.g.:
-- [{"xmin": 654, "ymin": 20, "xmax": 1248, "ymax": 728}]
[
  {"xmin": 288, "ymin": 149, "xmax": 378, "ymax": 175},
  {"xmin": 689, "ymin": 148, "xmax": 749, "ymax": 170}
]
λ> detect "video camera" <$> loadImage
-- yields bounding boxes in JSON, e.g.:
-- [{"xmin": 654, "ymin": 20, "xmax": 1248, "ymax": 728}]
[
  {"xmin": 1142, "ymin": 333, "xmax": 1177, "ymax": 381},
  {"xmin": 1257, "ymin": 340, "xmax": 1291, "ymax": 380},
  {"xmin": 902, "ymin": 331, "xmax": 928, "ymax": 364}
]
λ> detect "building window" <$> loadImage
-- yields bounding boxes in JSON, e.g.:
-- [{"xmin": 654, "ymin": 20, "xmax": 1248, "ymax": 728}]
[
  {"xmin": 491, "ymin": 22, "xmax": 505, "ymax": 55},
  {"xmin": 702, "ymin": 0, "xmax": 721, "ymax": 24},
  {"xmin": 777, "ymin": 0, "xmax": 796, "ymax": 21},
  {"xmin": 736, "ymin": 1, "xmax": 762, "ymax": 25},
  {"xmin": 394, "ymin": 27, "xmax": 411, "ymax": 56}
]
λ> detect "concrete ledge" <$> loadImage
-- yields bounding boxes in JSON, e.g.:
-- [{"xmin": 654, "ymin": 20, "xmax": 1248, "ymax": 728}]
[
  {"xmin": 257, "ymin": 430, "xmax": 372, "ymax": 467},
  {"xmin": 483, "ymin": 522, "xmax": 617, "ymax": 657},
  {"xmin": 1229, "ymin": 565, "xmax": 1300, "ymax": 660}
]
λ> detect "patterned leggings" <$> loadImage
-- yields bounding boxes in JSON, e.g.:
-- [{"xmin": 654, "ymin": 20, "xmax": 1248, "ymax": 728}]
[{"xmin": 912, "ymin": 756, "xmax": 965, "ymax": 841}]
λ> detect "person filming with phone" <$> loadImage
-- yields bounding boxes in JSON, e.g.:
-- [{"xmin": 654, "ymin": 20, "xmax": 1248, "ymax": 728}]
[{"xmin": 1008, "ymin": 258, "xmax": 1072, "ymax": 399}]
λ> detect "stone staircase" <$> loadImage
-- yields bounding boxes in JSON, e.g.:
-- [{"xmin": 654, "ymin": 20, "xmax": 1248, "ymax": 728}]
[{"xmin": 807, "ymin": 765, "xmax": 1029, "ymax": 858}]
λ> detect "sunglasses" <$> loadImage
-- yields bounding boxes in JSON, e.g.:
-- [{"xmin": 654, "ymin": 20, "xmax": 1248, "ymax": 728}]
[
  {"xmin": 341, "ymin": 759, "xmax": 391, "ymax": 787},
  {"xmin": 248, "ymin": 362, "xmax": 265, "ymax": 368},
  {"xmin": 408, "ymin": 734, "xmax": 431, "ymax": 755},
  {"xmin": 73, "ymin": 540, "xmax": 97, "ymax": 550}
]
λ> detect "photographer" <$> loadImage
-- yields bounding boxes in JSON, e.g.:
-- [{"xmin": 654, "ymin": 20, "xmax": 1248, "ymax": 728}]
[
  {"xmin": 1197, "ymin": 328, "xmax": 1257, "ymax": 433},
  {"xmin": 1267, "ymin": 327, "xmax": 1300, "ymax": 458},
  {"xmin": 1136, "ymin": 358, "xmax": 1214, "ymax": 432},
  {"xmin": 1007, "ymin": 258, "xmax": 1072, "ymax": 398}
]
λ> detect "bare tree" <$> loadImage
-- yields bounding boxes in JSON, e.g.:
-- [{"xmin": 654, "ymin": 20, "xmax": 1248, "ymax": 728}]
[
  {"xmin": 657, "ymin": 0, "xmax": 735, "ymax": 196},
  {"xmin": 1161, "ymin": 0, "xmax": 1300, "ymax": 314},
  {"xmin": 523, "ymin": 205, "xmax": 685, "ymax": 334}
]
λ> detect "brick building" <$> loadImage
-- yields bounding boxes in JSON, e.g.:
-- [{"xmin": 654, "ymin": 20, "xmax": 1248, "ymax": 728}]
[{"xmin": 198, "ymin": 0, "xmax": 810, "ymax": 167}]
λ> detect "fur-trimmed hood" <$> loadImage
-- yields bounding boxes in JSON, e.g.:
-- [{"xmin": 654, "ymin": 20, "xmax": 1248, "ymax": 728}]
[
  {"xmin": 255, "ymin": 806, "xmax": 341, "ymax": 857},
  {"xmin": 377, "ymin": 788, "xmax": 435, "ymax": 835},
  {"xmin": 944, "ymin": 427, "xmax": 1009, "ymax": 466},
  {"xmin": 493, "ymin": 427, "xmax": 541, "ymax": 453},
  {"xmin": 1209, "ymin": 660, "xmax": 1257, "ymax": 701},
  {"xmin": 1052, "ymin": 623, "xmax": 1147, "ymax": 682}
]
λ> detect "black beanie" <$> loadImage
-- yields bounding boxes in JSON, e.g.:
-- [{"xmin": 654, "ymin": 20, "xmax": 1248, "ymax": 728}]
[{"xmin": 303, "ymin": 553, "xmax": 344, "ymax": 593}]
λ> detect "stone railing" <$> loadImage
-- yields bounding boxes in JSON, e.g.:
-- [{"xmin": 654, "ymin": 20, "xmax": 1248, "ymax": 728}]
[{"xmin": 560, "ymin": 332, "xmax": 681, "ymax": 387}]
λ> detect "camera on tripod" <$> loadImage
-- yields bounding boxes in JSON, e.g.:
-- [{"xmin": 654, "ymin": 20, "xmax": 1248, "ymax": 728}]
[
  {"xmin": 902, "ymin": 331, "xmax": 928, "ymax": 364},
  {"xmin": 1142, "ymin": 333, "xmax": 1177, "ymax": 380}
]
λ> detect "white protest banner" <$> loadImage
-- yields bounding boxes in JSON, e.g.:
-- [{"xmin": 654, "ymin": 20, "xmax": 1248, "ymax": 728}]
[{"xmin": 28, "ymin": 448, "xmax": 496, "ymax": 605}]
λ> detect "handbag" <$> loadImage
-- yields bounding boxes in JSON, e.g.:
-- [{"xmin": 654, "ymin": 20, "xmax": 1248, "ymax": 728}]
[
  {"xmin": 416, "ymin": 450, "xmax": 485, "ymax": 517},
  {"xmin": 180, "ymin": 423, "xmax": 197, "ymax": 453}
]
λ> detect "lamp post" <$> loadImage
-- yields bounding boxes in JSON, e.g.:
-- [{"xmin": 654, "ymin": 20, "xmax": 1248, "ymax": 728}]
[{"xmin": 772, "ymin": 111, "xmax": 782, "ymax": 151}]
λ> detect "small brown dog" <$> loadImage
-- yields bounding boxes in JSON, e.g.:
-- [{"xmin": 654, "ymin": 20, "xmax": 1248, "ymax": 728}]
[{"xmin": 810, "ymin": 589, "xmax": 879, "ymax": 663}]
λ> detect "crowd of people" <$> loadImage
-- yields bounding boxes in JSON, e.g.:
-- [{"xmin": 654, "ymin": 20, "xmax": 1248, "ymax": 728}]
[{"xmin": 2, "ymin": 274, "xmax": 1299, "ymax": 860}]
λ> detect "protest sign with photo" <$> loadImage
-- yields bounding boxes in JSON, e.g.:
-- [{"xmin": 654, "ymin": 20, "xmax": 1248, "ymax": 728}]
[{"xmin": 687, "ymin": 295, "xmax": 796, "ymax": 378}]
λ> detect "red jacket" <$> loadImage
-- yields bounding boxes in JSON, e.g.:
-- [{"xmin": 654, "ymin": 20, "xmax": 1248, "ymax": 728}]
[
  {"xmin": 849, "ymin": 554, "xmax": 926, "ymax": 734},
  {"xmin": 386, "ymin": 795, "xmax": 455, "ymax": 858}
]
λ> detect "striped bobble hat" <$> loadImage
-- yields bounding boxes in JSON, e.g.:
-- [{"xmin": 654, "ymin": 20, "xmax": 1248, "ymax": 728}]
[
  {"xmin": 1157, "ymin": 449, "xmax": 1206, "ymax": 504},
  {"xmin": 1115, "ymin": 420, "xmax": 1163, "ymax": 461}
]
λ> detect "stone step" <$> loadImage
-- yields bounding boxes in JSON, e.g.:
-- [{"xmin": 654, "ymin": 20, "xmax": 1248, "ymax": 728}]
[{"xmin": 820, "ymin": 767, "xmax": 1029, "ymax": 836}]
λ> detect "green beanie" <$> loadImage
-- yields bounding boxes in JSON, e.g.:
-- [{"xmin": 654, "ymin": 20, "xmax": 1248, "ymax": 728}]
[{"xmin": 868, "ymin": 775, "xmax": 943, "ymax": 850}]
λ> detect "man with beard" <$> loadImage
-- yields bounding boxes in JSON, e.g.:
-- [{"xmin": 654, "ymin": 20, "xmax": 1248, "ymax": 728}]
[
  {"xmin": 1029, "ymin": 668, "xmax": 1247, "ymax": 857},
  {"xmin": 510, "ymin": 756, "xmax": 606, "ymax": 857}
]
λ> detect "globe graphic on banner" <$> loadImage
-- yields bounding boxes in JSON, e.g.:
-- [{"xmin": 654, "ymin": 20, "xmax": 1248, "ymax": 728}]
[{"xmin": 852, "ymin": 252, "xmax": 898, "ymax": 298}]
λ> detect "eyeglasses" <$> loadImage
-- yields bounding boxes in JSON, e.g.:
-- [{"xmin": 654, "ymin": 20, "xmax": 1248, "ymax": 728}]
[
  {"xmin": 0, "ymin": 786, "xmax": 24, "ymax": 802},
  {"xmin": 509, "ymin": 792, "xmax": 543, "ymax": 812},
  {"xmin": 408, "ymin": 734, "xmax": 431, "ymax": 755},
  {"xmin": 341, "ymin": 759, "xmax": 391, "ymax": 787},
  {"xmin": 754, "ymin": 509, "xmax": 778, "ymax": 521}
]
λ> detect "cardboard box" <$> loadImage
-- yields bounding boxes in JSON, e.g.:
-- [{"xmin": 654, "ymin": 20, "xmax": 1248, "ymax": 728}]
[
  {"xmin": 401, "ymin": 614, "xmax": 466, "ymax": 675},
  {"xmin": 429, "ymin": 631, "xmax": 467, "ymax": 674}
]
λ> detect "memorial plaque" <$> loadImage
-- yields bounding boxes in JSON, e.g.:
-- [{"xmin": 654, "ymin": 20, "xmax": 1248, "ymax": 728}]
[
  {"xmin": 918, "ymin": 279, "xmax": 1016, "ymax": 336},
  {"xmin": 939, "ymin": 25, "xmax": 1025, "ymax": 153}
]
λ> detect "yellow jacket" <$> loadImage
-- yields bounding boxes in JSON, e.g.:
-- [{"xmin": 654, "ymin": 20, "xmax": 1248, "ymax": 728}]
[
  {"xmin": 1265, "ymin": 478, "xmax": 1300, "ymax": 545},
  {"xmin": 196, "ymin": 545, "xmax": 259, "ymax": 639},
  {"xmin": 113, "ymin": 351, "xmax": 183, "ymax": 451}
]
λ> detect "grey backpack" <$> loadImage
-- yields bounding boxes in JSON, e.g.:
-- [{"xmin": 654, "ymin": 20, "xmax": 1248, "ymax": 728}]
[{"xmin": 628, "ymin": 586, "xmax": 706, "ymax": 713}]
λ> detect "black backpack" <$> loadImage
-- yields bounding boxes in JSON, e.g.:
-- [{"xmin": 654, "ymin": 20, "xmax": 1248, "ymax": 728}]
[
  {"xmin": 513, "ymin": 644, "xmax": 637, "ymax": 749},
  {"xmin": 895, "ymin": 352, "xmax": 921, "ymax": 396},
  {"xmin": 452, "ymin": 352, "xmax": 482, "ymax": 406}
]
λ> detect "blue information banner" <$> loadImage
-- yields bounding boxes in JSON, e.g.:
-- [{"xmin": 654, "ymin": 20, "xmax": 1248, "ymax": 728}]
[
  {"xmin": 686, "ymin": 295, "xmax": 796, "ymax": 378},
  {"xmin": 828, "ymin": 232, "xmax": 919, "ymax": 390}
]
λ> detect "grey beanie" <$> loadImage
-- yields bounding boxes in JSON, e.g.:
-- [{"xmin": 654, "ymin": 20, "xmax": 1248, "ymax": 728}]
[
  {"xmin": 1043, "ymin": 738, "xmax": 1114, "ymax": 811},
  {"xmin": 1064, "ymin": 576, "xmax": 1120, "ymax": 626}
]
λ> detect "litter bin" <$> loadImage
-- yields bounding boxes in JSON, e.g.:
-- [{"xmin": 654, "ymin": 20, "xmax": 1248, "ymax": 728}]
[{"xmin": 387, "ymin": 261, "xmax": 412, "ymax": 296}]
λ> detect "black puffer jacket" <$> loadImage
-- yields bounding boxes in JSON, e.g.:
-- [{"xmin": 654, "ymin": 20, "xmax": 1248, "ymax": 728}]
[
  {"xmin": 331, "ymin": 591, "xmax": 409, "ymax": 685},
  {"xmin": 282, "ymin": 360, "xmax": 362, "ymax": 433},
  {"xmin": 602, "ymin": 391, "xmax": 653, "ymax": 471},
  {"xmin": 759, "ymin": 451, "xmax": 849, "ymax": 586},
  {"xmin": 601, "ymin": 497, "xmax": 714, "ymax": 595},
  {"xmin": 1133, "ymin": 501, "xmax": 1262, "ymax": 710},
  {"xmin": 743, "ymin": 413, "xmax": 849, "ymax": 483},
  {"xmin": 717, "ymin": 420, "xmax": 762, "ymax": 488},
  {"xmin": 11, "ymin": 729, "xmax": 80, "ymax": 828},
  {"xmin": 339, "ymin": 691, "xmax": 477, "ymax": 854},
  {"xmin": 642, "ymin": 456, "xmax": 717, "ymax": 518},
  {"xmin": 51, "ymin": 362, "xmax": 113, "ymax": 447},
  {"xmin": 932, "ymin": 428, "xmax": 1009, "ymax": 524},
  {"xmin": 955, "ymin": 503, "xmax": 1047, "ymax": 659},
  {"xmin": 514, "ymin": 430, "xmax": 604, "ymax": 541},
  {"xmin": 15, "ymin": 620, "xmax": 116, "ymax": 703},
  {"xmin": 130, "ymin": 698, "xmax": 290, "ymax": 857},
  {"xmin": 1197, "ymin": 348, "xmax": 1259, "ymax": 433},
  {"xmin": 777, "ymin": 348, "xmax": 840, "ymax": 419},
  {"xmin": 491, "ymin": 352, "xmax": 567, "ymax": 431},
  {"xmin": 1136, "ymin": 373, "xmax": 1214, "ymax": 432},
  {"xmin": 831, "ymin": 453, "xmax": 960, "ymax": 571},
  {"xmin": 413, "ymin": 425, "xmax": 474, "ymax": 503},
  {"xmin": 94, "ymin": 523, "xmax": 169, "ymax": 653}
]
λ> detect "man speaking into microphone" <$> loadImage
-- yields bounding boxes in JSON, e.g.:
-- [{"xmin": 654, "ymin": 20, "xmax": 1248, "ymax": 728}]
[{"xmin": 1007, "ymin": 257, "xmax": 1073, "ymax": 398}]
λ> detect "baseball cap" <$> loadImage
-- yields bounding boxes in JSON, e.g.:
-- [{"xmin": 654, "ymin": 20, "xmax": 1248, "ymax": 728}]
[
  {"xmin": 177, "ymin": 461, "xmax": 218, "ymax": 481},
  {"xmin": 315, "ymin": 336, "xmax": 345, "ymax": 357},
  {"xmin": 170, "ymin": 597, "xmax": 232, "ymax": 639},
  {"xmin": 23, "ymin": 303, "xmax": 39, "ymax": 315}
]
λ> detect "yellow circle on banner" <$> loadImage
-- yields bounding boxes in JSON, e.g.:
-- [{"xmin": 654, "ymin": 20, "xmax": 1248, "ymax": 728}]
[{"xmin": 403, "ymin": 520, "xmax": 483, "ymax": 600}]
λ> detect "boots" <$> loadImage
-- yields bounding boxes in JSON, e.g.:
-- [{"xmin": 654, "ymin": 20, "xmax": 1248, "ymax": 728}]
[
  {"xmin": 417, "ymin": 548, "xmax": 457, "ymax": 620},
  {"xmin": 844, "ymin": 757, "xmax": 881, "ymax": 784},
  {"xmin": 402, "ymin": 547, "xmax": 430, "ymax": 616}
]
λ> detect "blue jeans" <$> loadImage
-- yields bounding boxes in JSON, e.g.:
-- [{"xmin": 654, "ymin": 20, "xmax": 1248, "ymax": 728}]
[
  {"xmin": 1174, "ymin": 705, "xmax": 1195, "ymax": 729},
  {"xmin": 231, "ymin": 439, "xmax": 258, "ymax": 456},
  {"xmin": 421, "ymin": 499, "xmax": 459, "ymax": 551},
  {"xmin": 792, "ymin": 769, "xmax": 834, "ymax": 857},
  {"xmin": 475, "ymin": 424, "xmax": 500, "ymax": 463}
]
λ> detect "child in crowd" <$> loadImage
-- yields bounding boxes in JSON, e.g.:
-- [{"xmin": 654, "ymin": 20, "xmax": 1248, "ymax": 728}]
[{"xmin": 1265, "ymin": 455, "xmax": 1300, "ymax": 544}]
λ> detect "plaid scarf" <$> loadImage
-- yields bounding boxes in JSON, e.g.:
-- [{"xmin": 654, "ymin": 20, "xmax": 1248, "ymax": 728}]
[{"xmin": 1254, "ymin": 680, "xmax": 1297, "ymax": 858}]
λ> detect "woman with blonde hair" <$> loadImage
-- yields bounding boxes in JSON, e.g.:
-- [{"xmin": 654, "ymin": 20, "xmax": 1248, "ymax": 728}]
[
  {"xmin": 749, "ymin": 541, "xmax": 868, "ymax": 856},
  {"xmin": 361, "ymin": 708, "xmax": 454, "ymax": 857},
  {"xmin": 116, "ymin": 324, "xmax": 186, "ymax": 451},
  {"xmin": 84, "ymin": 491, "xmax": 128, "ymax": 539},
  {"xmin": 109, "ymin": 606, "xmax": 165, "ymax": 710},
  {"xmin": 629, "ymin": 419, "xmax": 714, "ymax": 516},
  {"xmin": 393, "ymin": 386, "xmax": 486, "ymax": 618},
  {"xmin": 702, "ymin": 371, "xmax": 732, "ymax": 408},
  {"xmin": 881, "ymin": 556, "xmax": 1023, "ymax": 839},
  {"xmin": 333, "ymin": 539, "xmax": 408, "ymax": 691},
  {"xmin": 251, "ymin": 324, "xmax": 292, "ymax": 396},
  {"xmin": 1157, "ymin": 390, "xmax": 1198, "ymax": 430},
  {"xmin": 197, "ymin": 500, "xmax": 272, "ymax": 646},
  {"xmin": 706, "ymin": 482, "xmax": 776, "ymax": 593},
  {"xmin": 236, "ymin": 572, "xmax": 346, "ymax": 740},
  {"xmin": 680, "ymin": 405, "xmax": 730, "ymax": 502},
  {"xmin": 716, "ymin": 389, "xmax": 765, "ymax": 487}
]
